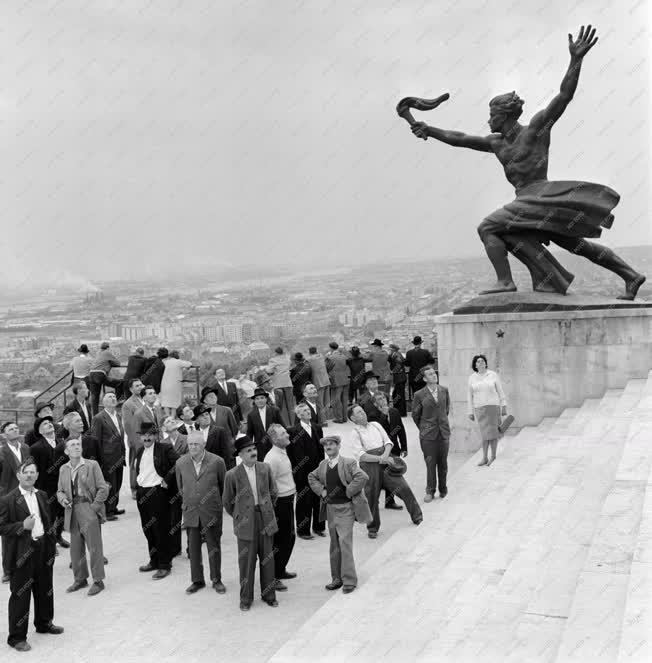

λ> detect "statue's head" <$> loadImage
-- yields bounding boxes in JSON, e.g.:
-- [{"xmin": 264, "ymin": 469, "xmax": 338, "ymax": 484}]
[{"xmin": 489, "ymin": 91, "xmax": 524, "ymax": 132}]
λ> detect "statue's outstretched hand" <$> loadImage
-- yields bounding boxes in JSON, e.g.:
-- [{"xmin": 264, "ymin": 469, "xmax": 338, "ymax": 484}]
[
  {"xmin": 411, "ymin": 121, "xmax": 429, "ymax": 140},
  {"xmin": 568, "ymin": 25, "xmax": 598, "ymax": 58}
]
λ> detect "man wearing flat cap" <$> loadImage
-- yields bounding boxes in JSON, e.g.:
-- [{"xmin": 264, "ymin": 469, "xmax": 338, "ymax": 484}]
[
  {"xmin": 134, "ymin": 421, "xmax": 179, "ymax": 579},
  {"xmin": 308, "ymin": 435, "xmax": 371, "ymax": 594},
  {"xmin": 223, "ymin": 435, "xmax": 279, "ymax": 611},
  {"xmin": 192, "ymin": 404, "xmax": 234, "ymax": 469}
]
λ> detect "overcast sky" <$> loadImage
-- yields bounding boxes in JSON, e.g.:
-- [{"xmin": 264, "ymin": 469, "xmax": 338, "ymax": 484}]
[{"xmin": 1, "ymin": 0, "xmax": 650, "ymax": 289}]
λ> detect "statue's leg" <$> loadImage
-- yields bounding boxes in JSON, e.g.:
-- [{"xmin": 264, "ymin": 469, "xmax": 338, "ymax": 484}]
[
  {"xmin": 503, "ymin": 232, "xmax": 575, "ymax": 295},
  {"xmin": 477, "ymin": 219, "xmax": 517, "ymax": 294},
  {"xmin": 550, "ymin": 236, "xmax": 646, "ymax": 300}
]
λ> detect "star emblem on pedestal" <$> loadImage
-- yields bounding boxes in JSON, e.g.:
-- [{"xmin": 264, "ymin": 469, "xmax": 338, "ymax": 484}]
[{"xmin": 496, "ymin": 328, "xmax": 505, "ymax": 338}]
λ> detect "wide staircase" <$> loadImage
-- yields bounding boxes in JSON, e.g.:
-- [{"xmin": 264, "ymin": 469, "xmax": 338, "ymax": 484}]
[{"xmin": 270, "ymin": 371, "xmax": 652, "ymax": 663}]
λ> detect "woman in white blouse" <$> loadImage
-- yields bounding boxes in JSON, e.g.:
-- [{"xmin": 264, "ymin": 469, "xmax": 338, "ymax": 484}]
[{"xmin": 468, "ymin": 354, "xmax": 507, "ymax": 466}]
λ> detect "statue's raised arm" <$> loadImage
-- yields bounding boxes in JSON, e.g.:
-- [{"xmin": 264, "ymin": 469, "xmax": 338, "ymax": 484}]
[{"xmin": 530, "ymin": 25, "xmax": 598, "ymax": 132}]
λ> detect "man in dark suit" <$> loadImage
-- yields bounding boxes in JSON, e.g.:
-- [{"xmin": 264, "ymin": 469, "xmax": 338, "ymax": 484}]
[
  {"xmin": 388, "ymin": 344, "xmax": 408, "ymax": 417},
  {"xmin": 0, "ymin": 459, "xmax": 64, "ymax": 651},
  {"xmin": 90, "ymin": 392, "xmax": 126, "ymax": 519},
  {"xmin": 223, "ymin": 435, "xmax": 279, "ymax": 611},
  {"xmin": 300, "ymin": 383, "xmax": 325, "ymax": 427},
  {"xmin": 123, "ymin": 347, "xmax": 148, "ymax": 386},
  {"xmin": 133, "ymin": 386, "xmax": 165, "ymax": 434},
  {"xmin": 201, "ymin": 388, "xmax": 238, "ymax": 439},
  {"xmin": 287, "ymin": 403, "xmax": 325, "ymax": 540},
  {"xmin": 209, "ymin": 368, "xmax": 242, "ymax": 422},
  {"xmin": 176, "ymin": 403, "xmax": 196, "ymax": 436},
  {"xmin": 246, "ymin": 388, "xmax": 286, "ymax": 461},
  {"xmin": 193, "ymin": 404, "xmax": 234, "ymax": 469},
  {"xmin": 62, "ymin": 382, "xmax": 93, "ymax": 432},
  {"xmin": 357, "ymin": 372, "xmax": 384, "ymax": 423},
  {"xmin": 135, "ymin": 422, "xmax": 179, "ymax": 580},
  {"xmin": 121, "ymin": 378, "xmax": 145, "ymax": 499},
  {"xmin": 175, "ymin": 430, "xmax": 226, "ymax": 595},
  {"xmin": 30, "ymin": 417, "xmax": 68, "ymax": 548},
  {"xmin": 0, "ymin": 422, "xmax": 30, "ymax": 583},
  {"xmin": 405, "ymin": 336, "xmax": 436, "ymax": 399},
  {"xmin": 411, "ymin": 367, "xmax": 450, "ymax": 502},
  {"xmin": 325, "ymin": 342, "xmax": 350, "ymax": 423},
  {"xmin": 24, "ymin": 402, "xmax": 64, "ymax": 447}
]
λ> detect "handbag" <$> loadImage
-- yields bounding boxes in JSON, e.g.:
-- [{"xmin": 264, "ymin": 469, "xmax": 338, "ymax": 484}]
[{"xmin": 498, "ymin": 415, "xmax": 514, "ymax": 435}]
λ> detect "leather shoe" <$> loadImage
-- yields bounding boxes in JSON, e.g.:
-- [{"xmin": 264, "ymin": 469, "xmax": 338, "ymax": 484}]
[
  {"xmin": 342, "ymin": 586, "xmax": 356, "ymax": 594},
  {"xmin": 440, "ymin": 490, "xmax": 448, "ymax": 498},
  {"xmin": 2, "ymin": 573, "xmax": 10, "ymax": 583},
  {"xmin": 278, "ymin": 571, "xmax": 297, "ymax": 579},
  {"xmin": 298, "ymin": 534, "xmax": 314, "ymax": 540},
  {"xmin": 274, "ymin": 580, "xmax": 288, "ymax": 591},
  {"xmin": 57, "ymin": 536, "xmax": 70, "ymax": 549},
  {"xmin": 114, "ymin": 509, "xmax": 126, "ymax": 515},
  {"xmin": 424, "ymin": 494, "xmax": 434, "ymax": 503},
  {"xmin": 263, "ymin": 598, "xmax": 279, "ymax": 607},
  {"xmin": 106, "ymin": 514, "xmax": 118, "ymax": 521},
  {"xmin": 325, "ymin": 581, "xmax": 343, "ymax": 591},
  {"xmin": 212, "ymin": 581, "xmax": 226, "ymax": 594},
  {"xmin": 139, "ymin": 563, "xmax": 156, "ymax": 572},
  {"xmin": 385, "ymin": 503, "xmax": 404, "ymax": 510},
  {"xmin": 312, "ymin": 530, "xmax": 326, "ymax": 537},
  {"xmin": 185, "ymin": 582, "xmax": 206, "ymax": 594},
  {"xmin": 152, "ymin": 569, "xmax": 170, "ymax": 580},
  {"xmin": 36, "ymin": 624, "xmax": 64, "ymax": 635},
  {"xmin": 12, "ymin": 641, "xmax": 31, "ymax": 652},
  {"xmin": 240, "ymin": 602, "xmax": 251, "ymax": 611},
  {"xmin": 414, "ymin": 518, "xmax": 423, "ymax": 526},
  {"xmin": 368, "ymin": 532, "xmax": 378, "ymax": 539},
  {"xmin": 66, "ymin": 579, "xmax": 89, "ymax": 593},
  {"xmin": 88, "ymin": 580, "xmax": 104, "ymax": 596}
]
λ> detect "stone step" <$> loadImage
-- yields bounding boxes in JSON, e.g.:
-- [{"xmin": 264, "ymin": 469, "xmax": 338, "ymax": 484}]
[
  {"xmin": 270, "ymin": 383, "xmax": 642, "ymax": 663},
  {"xmin": 554, "ymin": 372, "xmax": 652, "ymax": 663}
]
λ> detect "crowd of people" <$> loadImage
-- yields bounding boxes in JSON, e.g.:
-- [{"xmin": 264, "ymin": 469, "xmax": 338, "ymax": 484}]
[{"xmin": 0, "ymin": 335, "xmax": 510, "ymax": 653}]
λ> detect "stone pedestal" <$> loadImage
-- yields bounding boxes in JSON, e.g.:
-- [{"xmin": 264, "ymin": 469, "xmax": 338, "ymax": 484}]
[{"xmin": 434, "ymin": 307, "xmax": 652, "ymax": 453}]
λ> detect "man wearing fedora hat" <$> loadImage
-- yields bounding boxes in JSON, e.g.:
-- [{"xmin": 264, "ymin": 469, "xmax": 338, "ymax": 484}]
[
  {"xmin": 308, "ymin": 435, "xmax": 371, "ymax": 594},
  {"xmin": 134, "ymin": 421, "xmax": 179, "ymax": 579},
  {"xmin": 192, "ymin": 404, "xmax": 234, "ymax": 470},
  {"xmin": 71, "ymin": 344, "xmax": 92, "ymax": 388},
  {"xmin": 223, "ymin": 435, "xmax": 279, "ymax": 611},
  {"xmin": 405, "ymin": 336, "xmax": 436, "ymax": 399},
  {"xmin": 368, "ymin": 339, "xmax": 392, "ymax": 397},
  {"xmin": 30, "ymin": 416, "xmax": 69, "ymax": 549},
  {"xmin": 246, "ymin": 388, "xmax": 286, "ymax": 461},
  {"xmin": 357, "ymin": 372, "xmax": 384, "ymax": 423},
  {"xmin": 24, "ymin": 402, "xmax": 63, "ymax": 448}
]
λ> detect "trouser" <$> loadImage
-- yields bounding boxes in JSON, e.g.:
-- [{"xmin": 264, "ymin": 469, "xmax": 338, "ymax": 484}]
[
  {"xmin": 273, "ymin": 495, "xmax": 296, "ymax": 577},
  {"xmin": 7, "ymin": 537, "xmax": 54, "ymax": 647},
  {"xmin": 420, "ymin": 436, "xmax": 449, "ymax": 495},
  {"xmin": 349, "ymin": 382, "xmax": 362, "ymax": 405},
  {"xmin": 391, "ymin": 382, "xmax": 407, "ymax": 417},
  {"xmin": 330, "ymin": 385, "xmax": 348, "ymax": 422},
  {"xmin": 70, "ymin": 502, "xmax": 105, "ymax": 583},
  {"xmin": 169, "ymin": 492, "xmax": 183, "ymax": 556},
  {"xmin": 1, "ymin": 536, "xmax": 9, "ymax": 576},
  {"xmin": 237, "ymin": 508, "xmax": 276, "ymax": 604},
  {"xmin": 136, "ymin": 485, "xmax": 173, "ymax": 570},
  {"xmin": 317, "ymin": 386, "xmax": 330, "ymax": 422},
  {"xmin": 128, "ymin": 445, "xmax": 138, "ymax": 492},
  {"xmin": 105, "ymin": 466, "xmax": 124, "ymax": 515},
  {"xmin": 187, "ymin": 520, "xmax": 221, "ymax": 584},
  {"xmin": 326, "ymin": 502, "xmax": 357, "ymax": 587},
  {"xmin": 89, "ymin": 372, "xmax": 123, "ymax": 415},
  {"xmin": 274, "ymin": 387, "xmax": 295, "ymax": 427},
  {"xmin": 295, "ymin": 481, "xmax": 324, "ymax": 535}
]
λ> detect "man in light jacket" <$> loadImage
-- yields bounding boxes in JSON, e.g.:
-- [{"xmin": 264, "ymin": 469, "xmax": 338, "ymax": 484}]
[
  {"xmin": 267, "ymin": 347, "xmax": 295, "ymax": 427},
  {"xmin": 308, "ymin": 435, "xmax": 371, "ymax": 594},
  {"xmin": 57, "ymin": 438, "xmax": 109, "ymax": 596}
]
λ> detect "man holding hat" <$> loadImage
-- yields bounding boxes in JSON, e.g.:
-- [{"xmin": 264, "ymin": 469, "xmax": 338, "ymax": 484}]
[
  {"xmin": 246, "ymin": 387, "xmax": 286, "ymax": 461},
  {"xmin": 368, "ymin": 339, "xmax": 392, "ymax": 397},
  {"xmin": 405, "ymin": 336, "xmax": 435, "ymax": 398},
  {"xmin": 223, "ymin": 435, "xmax": 279, "ymax": 611},
  {"xmin": 192, "ymin": 404, "xmax": 234, "ymax": 469},
  {"xmin": 134, "ymin": 421, "xmax": 179, "ymax": 579},
  {"xmin": 30, "ymin": 416, "xmax": 69, "ymax": 548},
  {"xmin": 175, "ymin": 430, "xmax": 226, "ymax": 595},
  {"xmin": 307, "ymin": 435, "xmax": 371, "ymax": 594}
]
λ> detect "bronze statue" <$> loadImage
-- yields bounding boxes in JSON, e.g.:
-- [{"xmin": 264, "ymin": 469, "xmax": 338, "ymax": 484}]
[{"xmin": 399, "ymin": 26, "xmax": 646, "ymax": 300}]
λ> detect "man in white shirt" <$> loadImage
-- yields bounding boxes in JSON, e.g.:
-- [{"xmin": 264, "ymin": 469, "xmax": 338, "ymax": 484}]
[
  {"xmin": 264, "ymin": 425, "xmax": 297, "ymax": 591},
  {"xmin": 0, "ymin": 459, "xmax": 64, "ymax": 651}
]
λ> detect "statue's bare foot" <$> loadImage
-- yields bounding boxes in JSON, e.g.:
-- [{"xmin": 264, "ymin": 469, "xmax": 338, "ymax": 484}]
[
  {"xmin": 533, "ymin": 282, "xmax": 559, "ymax": 294},
  {"xmin": 479, "ymin": 281, "xmax": 517, "ymax": 295},
  {"xmin": 617, "ymin": 274, "xmax": 646, "ymax": 301}
]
